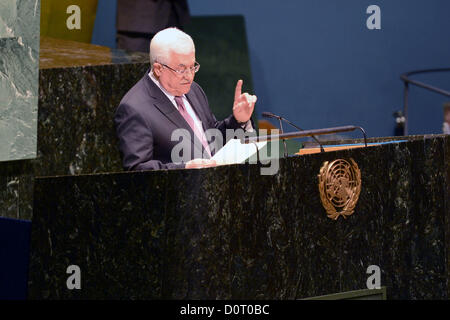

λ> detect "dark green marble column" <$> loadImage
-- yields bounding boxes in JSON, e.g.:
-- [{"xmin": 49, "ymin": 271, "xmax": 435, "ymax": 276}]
[{"xmin": 0, "ymin": 0, "xmax": 40, "ymax": 162}]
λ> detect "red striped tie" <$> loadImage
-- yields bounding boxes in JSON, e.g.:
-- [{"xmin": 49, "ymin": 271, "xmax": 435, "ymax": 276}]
[{"xmin": 174, "ymin": 96, "xmax": 211, "ymax": 157}]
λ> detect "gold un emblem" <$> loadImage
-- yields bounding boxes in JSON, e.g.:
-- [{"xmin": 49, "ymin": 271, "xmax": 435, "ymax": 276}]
[{"xmin": 318, "ymin": 158, "xmax": 361, "ymax": 220}]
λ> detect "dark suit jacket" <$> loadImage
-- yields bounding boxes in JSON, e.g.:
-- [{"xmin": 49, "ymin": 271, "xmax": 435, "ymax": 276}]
[
  {"xmin": 114, "ymin": 70, "xmax": 244, "ymax": 171},
  {"xmin": 116, "ymin": 0, "xmax": 190, "ymax": 34}
]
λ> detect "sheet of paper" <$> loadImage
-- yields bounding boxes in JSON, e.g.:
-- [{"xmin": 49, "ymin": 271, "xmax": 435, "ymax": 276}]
[{"xmin": 211, "ymin": 139, "xmax": 267, "ymax": 165}]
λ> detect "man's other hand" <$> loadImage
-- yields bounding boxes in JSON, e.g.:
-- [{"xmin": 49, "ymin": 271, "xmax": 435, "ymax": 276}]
[
  {"xmin": 233, "ymin": 79, "xmax": 257, "ymax": 123},
  {"xmin": 185, "ymin": 158, "xmax": 217, "ymax": 169}
]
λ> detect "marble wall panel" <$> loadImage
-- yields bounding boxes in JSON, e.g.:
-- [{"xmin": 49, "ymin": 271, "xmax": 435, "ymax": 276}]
[
  {"xmin": 28, "ymin": 172, "xmax": 167, "ymax": 299},
  {"xmin": 0, "ymin": 0, "xmax": 40, "ymax": 162}
]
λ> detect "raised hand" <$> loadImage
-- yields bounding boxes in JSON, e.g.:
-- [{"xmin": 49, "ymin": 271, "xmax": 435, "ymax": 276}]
[{"xmin": 233, "ymin": 79, "xmax": 257, "ymax": 123}]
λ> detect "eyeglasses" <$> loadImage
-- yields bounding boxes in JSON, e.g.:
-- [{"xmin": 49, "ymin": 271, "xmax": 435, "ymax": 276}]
[{"xmin": 159, "ymin": 62, "xmax": 200, "ymax": 75}]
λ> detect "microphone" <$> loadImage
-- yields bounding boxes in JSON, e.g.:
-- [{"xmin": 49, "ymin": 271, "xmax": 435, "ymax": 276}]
[
  {"xmin": 262, "ymin": 112, "xmax": 325, "ymax": 153},
  {"xmin": 262, "ymin": 112, "xmax": 288, "ymax": 157}
]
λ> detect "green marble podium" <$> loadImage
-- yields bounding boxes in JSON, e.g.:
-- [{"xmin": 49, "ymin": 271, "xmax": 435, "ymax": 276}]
[{"xmin": 28, "ymin": 134, "xmax": 450, "ymax": 299}]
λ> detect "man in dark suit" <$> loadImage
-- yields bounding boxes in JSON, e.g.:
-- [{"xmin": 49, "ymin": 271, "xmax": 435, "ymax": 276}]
[
  {"xmin": 114, "ymin": 27, "xmax": 257, "ymax": 170},
  {"xmin": 116, "ymin": 0, "xmax": 190, "ymax": 52}
]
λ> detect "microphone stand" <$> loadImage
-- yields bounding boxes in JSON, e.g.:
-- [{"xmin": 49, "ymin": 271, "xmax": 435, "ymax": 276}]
[
  {"xmin": 280, "ymin": 116, "xmax": 325, "ymax": 153},
  {"xmin": 278, "ymin": 118, "xmax": 288, "ymax": 158},
  {"xmin": 262, "ymin": 112, "xmax": 325, "ymax": 153}
]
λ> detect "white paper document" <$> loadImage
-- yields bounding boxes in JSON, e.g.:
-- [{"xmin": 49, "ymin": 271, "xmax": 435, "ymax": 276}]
[{"xmin": 211, "ymin": 139, "xmax": 267, "ymax": 166}]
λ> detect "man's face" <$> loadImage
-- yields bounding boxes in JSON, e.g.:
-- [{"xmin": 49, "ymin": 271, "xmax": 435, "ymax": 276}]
[{"xmin": 154, "ymin": 50, "xmax": 196, "ymax": 96}]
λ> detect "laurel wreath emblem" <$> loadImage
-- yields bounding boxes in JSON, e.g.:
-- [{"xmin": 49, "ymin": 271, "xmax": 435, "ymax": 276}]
[{"xmin": 318, "ymin": 158, "xmax": 361, "ymax": 220}]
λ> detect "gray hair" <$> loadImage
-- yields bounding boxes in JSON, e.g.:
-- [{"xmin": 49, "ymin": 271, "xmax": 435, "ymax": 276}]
[{"xmin": 149, "ymin": 28, "xmax": 195, "ymax": 69}]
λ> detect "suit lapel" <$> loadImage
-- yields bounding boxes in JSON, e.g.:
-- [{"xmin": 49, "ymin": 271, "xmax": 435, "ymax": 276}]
[
  {"xmin": 143, "ymin": 73, "xmax": 206, "ymax": 157},
  {"xmin": 143, "ymin": 75, "xmax": 186, "ymax": 128},
  {"xmin": 186, "ymin": 90, "xmax": 210, "ymax": 132}
]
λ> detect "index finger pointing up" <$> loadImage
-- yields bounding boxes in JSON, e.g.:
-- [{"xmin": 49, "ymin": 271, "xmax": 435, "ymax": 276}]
[{"xmin": 234, "ymin": 79, "xmax": 243, "ymax": 101}]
